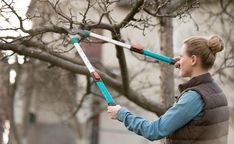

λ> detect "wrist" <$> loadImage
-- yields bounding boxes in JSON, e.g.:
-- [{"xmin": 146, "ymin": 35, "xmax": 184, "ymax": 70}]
[{"xmin": 116, "ymin": 107, "xmax": 129, "ymax": 122}]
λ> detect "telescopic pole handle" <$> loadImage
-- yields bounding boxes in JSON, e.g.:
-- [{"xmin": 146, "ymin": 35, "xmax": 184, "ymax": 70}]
[{"xmin": 67, "ymin": 32, "xmax": 116, "ymax": 106}]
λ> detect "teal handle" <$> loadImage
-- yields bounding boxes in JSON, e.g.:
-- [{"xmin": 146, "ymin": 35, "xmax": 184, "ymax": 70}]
[
  {"xmin": 96, "ymin": 81, "xmax": 116, "ymax": 105},
  {"xmin": 143, "ymin": 50, "xmax": 175, "ymax": 64}
]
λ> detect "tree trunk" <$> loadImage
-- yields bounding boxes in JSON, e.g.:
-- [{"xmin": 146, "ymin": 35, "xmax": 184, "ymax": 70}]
[
  {"xmin": 0, "ymin": 60, "xmax": 10, "ymax": 144},
  {"xmin": 8, "ymin": 64, "xmax": 21, "ymax": 144},
  {"xmin": 159, "ymin": 17, "xmax": 175, "ymax": 109},
  {"xmin": 90, "ymin": 100, "xmax": 100, "ymax": 144}
]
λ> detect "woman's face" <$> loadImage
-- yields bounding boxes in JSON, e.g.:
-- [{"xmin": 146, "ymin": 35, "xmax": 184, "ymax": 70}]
[{"xmin": 178, "ymin": 44, "xmax": 193, "ymax": 77}]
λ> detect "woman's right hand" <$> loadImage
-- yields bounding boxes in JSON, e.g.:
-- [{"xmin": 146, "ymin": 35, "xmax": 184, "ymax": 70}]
[
  {"xmin": 173, "ymin": 56, "xmax": 181, "ymax": 69},
  {"xmin": 107, "ymin": 105, "xmax": 122, "ymax": 120}
]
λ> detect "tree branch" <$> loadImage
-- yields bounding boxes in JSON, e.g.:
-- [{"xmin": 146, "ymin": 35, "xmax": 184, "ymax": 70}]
[
  {"xmin": 111, "ymin": 29, "xmax": 130, "ymax": 95},
  {"xmin": 0, "ymin": 42, "xmax": 165, "ymax": 115},
  {"xmin": 116, "ymin": 0, "xmax": 145, "ymax": 29}
]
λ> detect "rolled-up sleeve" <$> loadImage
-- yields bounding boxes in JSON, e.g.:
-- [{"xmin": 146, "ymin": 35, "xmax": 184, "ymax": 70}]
[{"xmin": 116, "ymin": 90, "xmax": 204, "ymax": 141}]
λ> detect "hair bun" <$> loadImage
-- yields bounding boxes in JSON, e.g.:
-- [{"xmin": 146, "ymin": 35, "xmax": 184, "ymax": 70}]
[{"xmin": 208, "ymin": 35, "xmax": 224, "ymax": 54}]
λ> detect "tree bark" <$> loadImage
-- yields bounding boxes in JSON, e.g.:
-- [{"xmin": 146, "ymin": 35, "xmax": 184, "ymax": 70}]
[
  {"xmin": 159, "ymin": 17, "xmax": 175, "ymax": 109},
  {"xmin": 0, "ymin": 59, "xmax": 10, "ymax": 144}
]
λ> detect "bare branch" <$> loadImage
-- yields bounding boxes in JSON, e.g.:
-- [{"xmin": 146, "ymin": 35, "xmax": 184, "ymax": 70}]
[
  {"xmin": 116, "ymin": 0, "xmax": 145, "ymax": 28},
  {"xmin": 0, "ymin": 42, "xmax": 166, "ymax": 115},
  {"xmin": 2, "ymin": 0, "xmax": 28, "ymax": 33},
  {"xmin": 46, "ymin": 0, "xmax": 73, "ymax": 24}
]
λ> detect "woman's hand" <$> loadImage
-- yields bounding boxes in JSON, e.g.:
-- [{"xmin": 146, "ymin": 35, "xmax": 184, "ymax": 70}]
[
  {"xmin": 173, "ymin": 56, "xmax": 181, "ymax": 69},
  {"xmin": 107, "ymin": 105, "xmax": 122, "ymax": 120}
]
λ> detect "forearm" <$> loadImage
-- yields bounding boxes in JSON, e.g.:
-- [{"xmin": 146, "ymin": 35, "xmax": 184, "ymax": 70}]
[{"xmin": 117, "ymin": 107, "xmax": 166, "ymax": 141}]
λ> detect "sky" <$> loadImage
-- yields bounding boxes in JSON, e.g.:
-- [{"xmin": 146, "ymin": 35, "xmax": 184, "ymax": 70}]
[
  {"xmin": 0, "ymin": 0, "xmax": 32, "ymax": 65},
  {"xmin": 0, "ymin": 0, "xmax": 32, "ymax": 37}
]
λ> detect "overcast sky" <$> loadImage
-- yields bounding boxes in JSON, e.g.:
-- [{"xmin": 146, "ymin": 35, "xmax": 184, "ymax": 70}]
[{"xmin": 0, "ymin": 0, "xmax": 31, "ymax": 37}]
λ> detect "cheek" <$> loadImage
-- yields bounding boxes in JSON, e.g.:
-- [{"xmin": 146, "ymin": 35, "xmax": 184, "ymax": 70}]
[
  {"xmin": 180, "ymin": 59, "xmax": 186, "ymax": 67},
  {"xmin": 179, "ymin": 59, "xmax": 190, "ymax": 73},
  {"xmin": 180, "ymin": 56, "xmax": 191, "ymax": 67}
]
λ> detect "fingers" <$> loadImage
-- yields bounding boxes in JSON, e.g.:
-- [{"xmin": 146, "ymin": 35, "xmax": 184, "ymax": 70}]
[
  {"xmin": 173, "ymin": 56, "xmax": 181, "ymax": 69},
  {"xmin": 174, "ymin": 62, "xmax": 180, "ymax": 69},
  {"xmin": 107, "ymin": 106, "xmax": 115, "ymax": 119},
  {"xmin": 107, "ymin": 105, "xmax": 121, "ymax": 120},
  {"xmin": 107, "ymin": 108, "xmax": 116, "ymax": 119}
]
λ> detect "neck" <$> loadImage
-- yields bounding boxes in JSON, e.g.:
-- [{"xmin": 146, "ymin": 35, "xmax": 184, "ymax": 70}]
[{"xmin": 190, "ymin": 69, "xmax": 208, "ymax": 78}]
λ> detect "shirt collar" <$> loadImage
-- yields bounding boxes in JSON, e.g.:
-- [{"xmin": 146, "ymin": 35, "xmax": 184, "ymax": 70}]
[{"xmin": 178, "ymin": 73, "xmax": 213, "ymax": 93}]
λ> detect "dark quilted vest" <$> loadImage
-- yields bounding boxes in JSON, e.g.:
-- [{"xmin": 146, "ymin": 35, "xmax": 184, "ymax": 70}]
[{"xmin": 166, "ymin": 73, "xmax": 229, "ymax": 144}]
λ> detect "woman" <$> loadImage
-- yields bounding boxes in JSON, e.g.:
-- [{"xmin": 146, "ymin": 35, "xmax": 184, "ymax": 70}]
[{"xmin": 107, "ymin": 35, "xmax": 229, "ymax": 144}]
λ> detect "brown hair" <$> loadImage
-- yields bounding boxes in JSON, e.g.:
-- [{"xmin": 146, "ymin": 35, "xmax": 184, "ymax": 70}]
[{"xmin": 183, "ymin": 35, "xmax": 224, "ymax": 70}]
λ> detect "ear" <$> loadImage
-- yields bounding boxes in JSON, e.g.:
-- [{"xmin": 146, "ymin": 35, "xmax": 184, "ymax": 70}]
[{"xmin": 191, "ymin": 55, "xmax": 198, "ymax": 66}]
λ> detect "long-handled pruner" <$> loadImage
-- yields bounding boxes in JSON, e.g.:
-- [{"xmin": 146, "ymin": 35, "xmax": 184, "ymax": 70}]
[
  {"xmin": 65, "ymin": 28, "xmax": 176, "ymax": 64},
  {"xmin": 65, "ymin": 27, "xmax": 116, "ymax": 106}
]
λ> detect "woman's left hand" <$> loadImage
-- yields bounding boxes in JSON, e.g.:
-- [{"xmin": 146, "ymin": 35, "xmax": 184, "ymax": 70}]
[
  {"xmin": 173, "ymin": 56, "xmax": 181, "ymax": 69},
  {"xmin": 107, "ymin": 105, "xmax": 122, "ymax": 120}
]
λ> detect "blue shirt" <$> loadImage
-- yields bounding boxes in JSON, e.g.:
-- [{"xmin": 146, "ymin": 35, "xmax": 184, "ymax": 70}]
[{"xmin": 117, "ymin": 90, "xmax": 204, "ymax": 141}]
